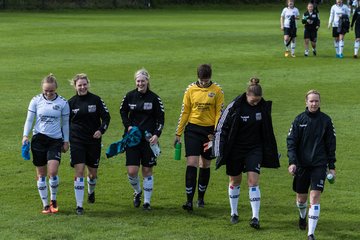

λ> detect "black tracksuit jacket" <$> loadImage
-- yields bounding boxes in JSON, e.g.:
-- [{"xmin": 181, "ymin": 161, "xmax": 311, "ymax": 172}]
[{"xmin": 287, "ymin": 108, "xmax": 336, "ymax": 169}]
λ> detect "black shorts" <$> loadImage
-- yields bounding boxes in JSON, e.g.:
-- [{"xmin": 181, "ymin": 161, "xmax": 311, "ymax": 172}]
[
  {"xmin": 355, "ymin": 26, "xmax": 360, "ymax": 38},
  {"xmin": 31, "ymin": 133, "xmax": 62, "ymax": 167},
  {"xmin": 226, "ymin": 146, "xmax": 262, "ymax": 176},
  {"xmin": 292, "ymin": 166, "xmax": 327, "ymax": 194},
  {"xmin": 304, "ymin": 29, "xmax": 317, "ymax": 42},
  {"xmin": 70, "ymin": 142, "xmax": 101, "ymax": 168},
  {"xmin": 125, "ymin": 140, "xmax": 157, "ymax": 167},
  {"xmin": 284, "ymin": 27, "xmax": 297, "ymax": 37},
  {"xmin": 184, "ymin": 123, "xmax": 214, "ymax": 160},
  {"xmin": 333, "ymin": 27, "xmax": 346, "ymax": 37}
]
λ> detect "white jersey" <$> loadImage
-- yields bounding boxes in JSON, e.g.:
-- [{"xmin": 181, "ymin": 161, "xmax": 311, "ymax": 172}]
[
  {"xmin": 23, "ymin": 94, "xmax": 70, "ymax": 141},
  {"xmin": 329, "ymin": 4, "xmax": 351, "ymax": 27},
  {"xmin": 281, "ymin": 7, "xmax": 300, "ymax": 28}
]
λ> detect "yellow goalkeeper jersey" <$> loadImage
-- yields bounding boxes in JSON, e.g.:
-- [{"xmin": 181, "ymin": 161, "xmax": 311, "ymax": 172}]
[{"xmin": 176, "ymin": 81, "xmax": 224, "ymax": 136}]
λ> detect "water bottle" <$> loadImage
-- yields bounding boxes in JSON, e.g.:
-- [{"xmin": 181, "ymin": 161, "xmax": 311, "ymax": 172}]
[
  {"xmin": 145, "ymin": 131, "xmax": 161, "ymax": 157},
  {"xmin": 174, "ymin": 142, "xmax": 181, "ymax": 160},
  {"xmin": 327, "ymin": 173, "xmax": 335, "ymax": 184}
]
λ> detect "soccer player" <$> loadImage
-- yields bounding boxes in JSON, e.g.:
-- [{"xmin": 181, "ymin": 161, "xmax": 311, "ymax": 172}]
[
  {"xmin": 302, "ymin": 3, "xmax": 320, "ymax": 56},
  {"xmin": 213, "ymin": 78, "xmax": 279, "ymax": 228},
  {"xmin": 287, "ymin": 90, "xmax": 336, "ymax": 240},
  {"xmin": 351, "ymin": 1, "xmax": 360, "ymax": 58},
  {"xmin": 175, "ymin": 64, "xmax": 224, "ymax": 211},
  {"xmin": 22, "ymin": 73, "xmax": 69, "ymax": 214},
  {"xmin": 328, "ymin": 0, "xmax": 351, "ymax": 58},
  {"xmin": 120, "ymin": 68, "xmax": 164, "ymax": 210},
  {"xmin": 280, "ymin": 0, "xmax": 300, "ymax": 57},
  {"xmin": 68, "ymin": 73, "xmax": 111, "ymax": 215}
]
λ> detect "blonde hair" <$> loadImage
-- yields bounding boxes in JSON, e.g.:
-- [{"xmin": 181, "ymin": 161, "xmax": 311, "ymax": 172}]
[
  {"xmin": 305, "ymin": 89, "xmax": 320, "ymax": 100},
  {"xmin": 41, "ymin": 73, "xmax": 58, "ymax": 88},
  {"xmin": 70, "ymin": 73, "xmax": 90, "ymax": 86},
  {"xmin": 134, "ymin": 68, "xmax": 150, "ymax": 89},
  {"xmin": 246, "ymin": 77, "xmax": 262, "ymax": 96}
]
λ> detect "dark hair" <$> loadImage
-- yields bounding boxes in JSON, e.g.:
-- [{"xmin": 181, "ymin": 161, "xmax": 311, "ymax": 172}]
[
  {"xmin": 246, "ymin": 77, "xmax": 262, "ymax": 96},
  {"xmin": 197, "ymin": 64, "xmax": 212, "ymax": 80},
  {"xmin": 41, "ymin": 73, "xmax": 58, "ymax": 88}
]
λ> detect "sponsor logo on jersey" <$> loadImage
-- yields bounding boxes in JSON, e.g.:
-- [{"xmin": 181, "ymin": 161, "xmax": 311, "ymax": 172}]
[
  {"xmin": 144, "ymin": 102, "xmax": 153, "ymax": 110},
  {"xmin": 208, "ymin": 92, "xmax": 215, "ymax": 98},
  {"xmin": 256, "ymin": 112, "xmax": 262, "ymax": 121},
  {"xmin": 129, "ymin": 104, "xmax": 136, "ymax": 110},
  {"xmin": 299, "ymin": 124, "xmax": 307, "ymax": 127},
  {"xmin": 241, "ymin": 116, "xmax": 249, "ymax": 122},
  {"xmin": 72, "ymin": 108, "xmax": 80, "ymax": 114},
  {"xmin": 53, "ymin": 105, "xmax": 61, "ymax": 111},
  {"xmin": 88, "ymin": 105, "xmax": 96, "ymax": 113}
]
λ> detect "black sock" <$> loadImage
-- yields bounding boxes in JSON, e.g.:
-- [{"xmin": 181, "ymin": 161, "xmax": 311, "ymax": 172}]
[
  {"xmin": 198, "ymin": 168, "xmax": 210, "ymax": 200},
  {"xmin": 185, "ymin": 166, "xmax": 197, "ymax": 203}
]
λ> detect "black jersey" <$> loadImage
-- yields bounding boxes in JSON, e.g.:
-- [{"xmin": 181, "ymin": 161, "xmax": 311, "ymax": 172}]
[
  {"xmin": 351, "ymin": 7, "xmax": 360, "ymax": 28},
  {"xmin": 234, "ymin": 100, "xmax": 263, "ymax": 150},
  {"xmin": 69, "ymin": 92, "xmax": 111, "ymax": 143},
  {"xmin": 302, "ymin": 11, "xmax": 320, "ymax": 31},
  {"xmin": 120, "ymin": 89, "xmax": 164, "ymax": 137},
  {"xmin": 287, "ymin": 108, "xmax": 336, "ymax": 169}
]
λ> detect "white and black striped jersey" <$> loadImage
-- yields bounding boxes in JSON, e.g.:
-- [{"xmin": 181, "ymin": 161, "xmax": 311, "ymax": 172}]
[
  {"xmin": 329, "ymin": 4, "xmax": 350, "ymax": 27},
  {"xmin": 281, "ymin": 7, "xmax": 300, "ymax": 28},
  {"xmin": 23, "ymin": 94, "xmax": 70, "ymax": 141}
]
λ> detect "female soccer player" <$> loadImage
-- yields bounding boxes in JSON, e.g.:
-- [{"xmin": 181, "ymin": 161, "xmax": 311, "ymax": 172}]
[
  {"xmin": 287, "ymin": 90, "xmax": 336, "ymax": 240},
  {"xmin": 302, "ymin": 2, "xmax": 320, "ymax": 56},
  {"xmin": 175, "ymin": 64, "xmax": 224, "ymax": 211},
  {"xmin": 22, "ymin": 73, "xmax": 69, "ymax": 214},
  {"xmin": 280, "ymin": 0, "xmax": 300, "ymax": 57},
  {"xmin": 328, "ymin": 0, "xmax": 351, "ymax": 58},
  {"xmin": 213, "ymin": 78, "xmax": 279, "ymax": 228},
  {"xmin": 351, "ymin": 1, "xmax": 360, "ymax": 58},
  {"xmin": 68, "ymin": 73, "xmax": 111, "ymax": 215},
  {"xmin": 120, "ymin": 68, "xmax": 164, "ymax": 210}
]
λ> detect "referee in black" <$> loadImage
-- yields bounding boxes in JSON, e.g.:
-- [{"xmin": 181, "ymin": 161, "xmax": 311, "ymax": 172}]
[
  {"xmin": 287, "ymin": 90, "xmax": 336, "ymax": 240},
  {"xmin": 68, "ymin": 73, "xmax": 111, "ymax": 215},
  {"xmin": 351, "ymin": 2, "xmax": 360, "ymax": 58}
]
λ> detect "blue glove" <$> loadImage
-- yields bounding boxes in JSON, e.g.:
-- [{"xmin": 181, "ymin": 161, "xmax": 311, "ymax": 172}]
[{"xmin": 21, "ymin": 142, "xmax": 30, "ymax": 160}]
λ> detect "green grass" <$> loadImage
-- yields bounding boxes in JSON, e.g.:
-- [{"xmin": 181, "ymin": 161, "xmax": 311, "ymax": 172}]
[{"xmin": 1, "ymin": 5, "xmax": 360, "ymax": 240}]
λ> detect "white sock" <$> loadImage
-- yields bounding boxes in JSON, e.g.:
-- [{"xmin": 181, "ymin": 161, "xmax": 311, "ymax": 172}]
[
  {"xmin": 334, "ymin": 41, "xmax": 339, "ymax": 54},
  {"xmin": 297, "ymin": 201, "xmax": 307, "ymax": 219},
  {"xmin": 128, "ymin": 175, "xmax": 141, "ymax": 194},
  {"xmin": 339, "ymin": 40, "xmax": 344, "ymax": 54},
  {"xmin": 305, "ymin": 49, "xmax": 309, "ymax": 55},
  {"xmin": 291, "ymin": 42, "xmax": 296, "ymax": 55},
  {"xmin": 37, "ymin": 176, "xmax": 48, "ymax": 207},
  {"xmin": 49, "ymin": 175, "xmax": 59, "ymax": 201},
  {"xmin": 284, "ymin": 40, "xmax": 289, "ymax": 51},
  {"xmin": 229, "ymin": 185, "xmax": 240, "ymax": 216},
  {"xmin": 308, "ymin": 204, "xmax": 320, "ymax": 236},
  {"xmin": 355, "ymin": 40, "xmax": 359, "ymax": 55},
  {"xmin": 74, "ymin": 177, "xmax": 85, "ymax": 208},
  {"xmin": 143, "ymin": 176, "xmax": 153, "ymax": 204},
  {"xmin": 249, "ymin": 186, "xmax": 261, "ymax": 219},
  {"xmin": 87, "ymin": 176, "xmax": 97, "ymax": 194}
]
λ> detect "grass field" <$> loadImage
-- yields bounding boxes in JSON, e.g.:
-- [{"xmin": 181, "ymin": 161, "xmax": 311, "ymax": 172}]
[{"xmin": 0, "ymin": 4, "xmax": 359, "ymax": 240}]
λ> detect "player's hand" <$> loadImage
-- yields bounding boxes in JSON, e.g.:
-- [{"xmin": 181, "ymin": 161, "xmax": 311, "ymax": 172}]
[
  {"xmin": 288, "ymin": 164, "xmax": 296, "ymax": 176},
  {"xmin": 203, "ymin": 141, "xmax": 213, "ymax": 152},
  {"xmin": 329, "ymin": 169, "xmax": 336, "ymax": 179},
  {"xmin": 62, "ymin": 142, "xmax": 69, "ymax": 153},
  {"xmin": 127, "ymin": 126, "xmax": 133, "ymax": 132},
  {"xmin": 22, "ymin": 136, "xmax": 29, "ymax": 145},
  {"xmin": 93, "ymin": 130, "xmax": 102, "ymax": 139},
  {"xmin": 149, "ymin": 134, "xmax": 158, "ymax": 145},
  {"xmin": 174, "ymin": 135, "xmax": 181, "ymax": 148}
]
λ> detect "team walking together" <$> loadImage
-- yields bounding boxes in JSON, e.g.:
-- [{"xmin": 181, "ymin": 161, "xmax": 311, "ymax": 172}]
[{"xmin": 281, "ymin": 0, "xmax": 360, "ymax": 58}]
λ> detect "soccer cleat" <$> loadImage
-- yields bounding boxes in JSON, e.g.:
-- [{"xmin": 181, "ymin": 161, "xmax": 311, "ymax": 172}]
[
  {"xmin": 299, "ymin": 217, "xmax": 307, "ymax": 230},
  {"xmin": 182, "ymin": 201, "xmax": 193, "ymax": 212},
  {"xmin": 133, "ymin": 191, "xmax": 142, "ymax": 208},
  {"xmin": 308, "ymin": 234, "xmax": 316, "ymax": 240},
  {"xmin": 196, "ymin": 199, "xmax": 205, "ymax": 208},
  {"xmin": 88, "ymin": 192, "xmax": 95, "ymax": 204},
  {"xmin": 291, "ymin": 53, "xmax": 296, "ymax": 58},
  {"xmin": 42, "ymin": 205, "xmax": 51, "ymax": 214},
  {"xmin": 249, "ymin": 217, "xmax": 260, "ymax": 229},
  {"xmin": 230, "ymin": 214, "xmax": 239, "ymax": 224},
  {"xmin": 143, "ymin": 203, "xmax": 151, "ymax": 211},
  {"xmin": 285, "ymin": 50, "xmax": 290, "ymax": 57},
  {"xmin": 354, "ymin": 55, "xmax": 358, "ymax": 58},
  {"xmin": 76, "ymin": 206, "xmax": 84, "ymax": 215},
  {"xmin": 339, "ymin": 53, "xmax": 344, "ymax": 58},
  {"xmin": 50, "ymin": 200, "xmax": 58, "ymax": 213},
  {"xmin": 304, "ymin": 53, "xmax": 308, "ymax": 57},
  {"xmin": 312, "ymin": 49, "xmax": 317, "ymax": 56},
  {"xmin": 336, "ymin": 54, "xmax": 340, "ymax": 58}
]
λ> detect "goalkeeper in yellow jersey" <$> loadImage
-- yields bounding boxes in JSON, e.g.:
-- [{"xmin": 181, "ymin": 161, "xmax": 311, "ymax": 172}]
[{"xmin": 174, "ymin": 64, "xmax": 224, "ymax": 211}]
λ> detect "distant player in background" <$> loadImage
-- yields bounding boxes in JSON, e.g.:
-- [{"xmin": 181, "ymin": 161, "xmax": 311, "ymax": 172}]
[
  {"xmin": 281, "ymin": 0, "xmax": 300, "ymax": 57},
  {"xmin": 302, "ymin": 2, "xmax": 320, "ymax": 56},
  {"xmin": 328, "ymin": 0, "xmax": 351, "ymax": 58},
  {"xmin": 287, "ymin": 90, "xmax": 336, "ymax": 240},
  {"xmin": 120, "ymin": 68, "xmax": 164, "ymax": 210},
  {"xmin": 175, "ymin": 64, "xmax": 224, "ymax": 211},
  {"xmin": 22, "ymin": 74, "xmax": 69, "ymax": 214},
  {"xmin": 68, "ymin": 73, "xmax": 111, "ymax": 215},
  {"xmin": 348, "ymin": 0, "xmax": 359, "ymax": 15},
  {"xmin": 351, "ymin": 1, "xmax": 360, "ymax": 58}
]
